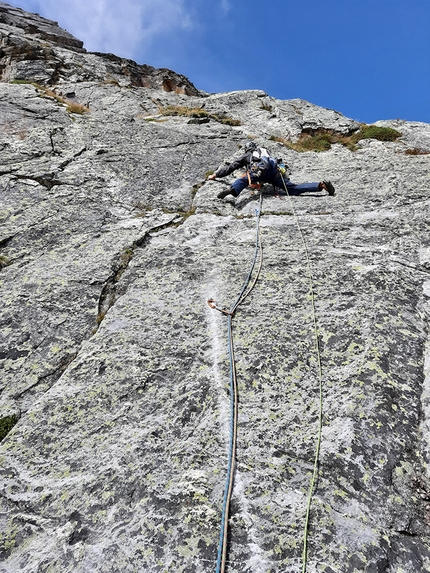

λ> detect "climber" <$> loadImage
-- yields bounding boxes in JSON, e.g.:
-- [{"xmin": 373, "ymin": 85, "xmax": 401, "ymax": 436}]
[{"xmin": 207, "ymin": 141, "xmax": 335, "ymax": 199}]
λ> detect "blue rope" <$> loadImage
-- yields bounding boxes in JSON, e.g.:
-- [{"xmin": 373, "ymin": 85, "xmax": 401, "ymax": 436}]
[
  {"xmin": 212, "ymin": 179, "xmax": 323, "ymax": 571},
  {"xmin": 215, "ymin": 193, "xmax": 263, "ymax": 573},
  {"xmin": 215, "ymin": 314, "xmax": 235, "ymax": 573}
]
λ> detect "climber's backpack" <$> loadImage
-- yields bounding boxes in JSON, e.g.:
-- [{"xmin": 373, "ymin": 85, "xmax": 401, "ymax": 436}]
[{"xmin": 249, "ymin": 147, "xmax": 278, "ymax": 179}]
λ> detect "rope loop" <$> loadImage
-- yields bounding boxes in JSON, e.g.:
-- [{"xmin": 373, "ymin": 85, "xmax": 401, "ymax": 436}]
[{"xmin": 207, "ymin": 299, "xmax": 234, "ymax": 316}]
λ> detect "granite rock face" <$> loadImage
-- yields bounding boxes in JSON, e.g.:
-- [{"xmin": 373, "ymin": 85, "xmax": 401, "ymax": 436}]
[
  {"xmin": 0, "ymin": 1, "xmax": 200, "ymax": 94},
  {"xmin": 1, "ymin": 3, "xmax": 430, "ymax": 572}
]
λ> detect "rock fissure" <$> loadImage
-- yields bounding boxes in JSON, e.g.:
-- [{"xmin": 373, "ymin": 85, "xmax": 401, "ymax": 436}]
[
  {"xmin": 17, "ymin": 106, "xmax": 39, "ymax": 115},
  {"xmin": 150, "ymin": 140, "xmax": 202, "ymax": 150},
  {"xmin": 0, "ymin": 235, "xmax": 14, "ymax": 249},
  {"xmin": 13, "ymin": 351, "xmax": 78, "ymax": 401},
  {"xmin": 57, "ymin": 147, "xmax": 87, "ymax": 170},
  {"xmin": 96, "ymin": 209, "xmax": 201, "ymax": 327},
  {"xmin": 48, "ymin": 131, "xmax": 57, "ymax": 155},
  {"xmin": 96, "ymin": 247, "xmax": 136, "ymax": 326},
  {"xmin": 13, "ymin": 172, "xmax": 60, "ymax": 190}
]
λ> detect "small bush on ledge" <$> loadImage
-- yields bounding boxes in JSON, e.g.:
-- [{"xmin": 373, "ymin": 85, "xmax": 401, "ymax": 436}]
[
  {"xmin": 350, "ymin": 125, "xmax": 402, "ymax": 143},
  {"xmin": 25, "ymin": 83, "xmax": 90, "ymax": 114},
  {"xmin": 0, "ymin": 415, "xmax": 18, "ymax": 442},
  {"xmin": 271, "ymin": 125, "xmax": 402, "ymax": 152}
]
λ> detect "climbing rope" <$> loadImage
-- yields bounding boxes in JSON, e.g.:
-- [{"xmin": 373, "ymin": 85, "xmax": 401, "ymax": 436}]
[
  {"xmin": 208, "ymin": 192, "xmax": 264, "ymax": 573},
  {"xmin": 208, "ymin": 174, "xmax": 323, "ymax": 573},
  {"xmin": 279, "ymin": 176, "xmax": 324, "ymax": 573}
]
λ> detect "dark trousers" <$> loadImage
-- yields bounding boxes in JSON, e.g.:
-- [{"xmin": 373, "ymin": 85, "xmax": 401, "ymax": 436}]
[{"xmin": 231, "ymin": 174, "xmax": 320, "ymax": 196}]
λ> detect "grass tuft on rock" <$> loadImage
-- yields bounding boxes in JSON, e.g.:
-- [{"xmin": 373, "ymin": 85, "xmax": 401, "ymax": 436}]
[
  {"xmin": 66, "ymin": 102, "xmax": 90, "ymax": 115},
  {"xmin": 0, "ymin": 255, "xmax": 11, "ymax": 269},
  {"xmin": 271, "ymin": 124, "xmax": 402, "ymax": 153},
  {"xmin": 351, "ymin": 125, "xmax": 402, "ymax": 143},
  {"xmin": 0, "ymin": 415, "xmax": 19, "ymax": 442},
  {"xmin": 29, "ymin": 83, "xmax": 90, "ymax": 114}
]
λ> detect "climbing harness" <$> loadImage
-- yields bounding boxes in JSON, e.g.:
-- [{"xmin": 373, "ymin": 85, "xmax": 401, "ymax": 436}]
[
  {"xmin": 208, "ymin": 192, "xmax": 264, "ymax": 573},
  {"xmin": 208, "ymin": 170, "xmax": 323, "ymax": 573},
  {"xmin": 246, "ymin": 170, "xmax": 262, "ymax": 190}
]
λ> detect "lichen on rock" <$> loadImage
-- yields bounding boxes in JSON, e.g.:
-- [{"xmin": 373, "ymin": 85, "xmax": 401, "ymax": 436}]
[{"xmin": 1, "ymin": 2, "xmax": 430, "ymax": 572}]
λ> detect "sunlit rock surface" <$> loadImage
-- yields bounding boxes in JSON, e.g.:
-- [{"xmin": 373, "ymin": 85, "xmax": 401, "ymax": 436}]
[
  {"xmin": 1, "ymin": 3, "xmax": 430, "ymax": 572},
  {"xmin": 0, "ymin": 1, "xmax": 200, "ymax": 94}
]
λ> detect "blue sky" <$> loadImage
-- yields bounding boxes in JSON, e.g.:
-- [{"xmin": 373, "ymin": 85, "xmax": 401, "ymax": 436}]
[{"xmin": 8, "ymin": 0, "xmax": 430, "ymax": 124}]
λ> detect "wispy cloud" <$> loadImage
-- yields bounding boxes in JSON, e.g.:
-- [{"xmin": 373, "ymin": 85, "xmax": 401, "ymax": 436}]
[
  {"xmin": 21, "ymin": 0, "xmax": 194, "ymax": 60},
  {"xmin": 220, "ymin": 0, "xmax": 231, "ymax": 14}
]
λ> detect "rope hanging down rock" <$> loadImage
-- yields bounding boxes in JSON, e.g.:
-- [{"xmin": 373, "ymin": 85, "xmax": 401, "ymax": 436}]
[
  {"xmin": 278, "ymin": 176, "xmax": 324, "ymax": 573},
  {"xmin": 208, "ymin": 176, "xmax": 323, "ymax": 573},
  {"xmin": 208, "ymin": 192, "xmax": 264, "ymax": 573}
]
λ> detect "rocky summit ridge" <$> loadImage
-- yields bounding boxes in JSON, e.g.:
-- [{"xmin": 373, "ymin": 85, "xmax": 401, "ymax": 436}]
[{"xmin": 1, "ymin": 2, "xmax": 430, "ymax": 572}]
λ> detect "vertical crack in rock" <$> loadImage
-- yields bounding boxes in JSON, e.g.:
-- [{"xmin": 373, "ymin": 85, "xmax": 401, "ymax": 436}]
[
  {"xmin": 95, "ymin": 210, "xmax": 195, "ymax": 329},
  {"xmin": 96, "ymin": 245, "xmax": 136, "ymax": 327},
  {"xmin": 48, "ymin": 128, "xmax": 62, "ymax": 155}
]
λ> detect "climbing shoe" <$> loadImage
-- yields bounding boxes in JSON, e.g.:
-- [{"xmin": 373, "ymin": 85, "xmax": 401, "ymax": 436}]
[
  {"xmin": 324, "ymin": 180, "xmax": 335, "ymax": 196},
  {"xmin": 217, "ymin": 188, "xmax": 234, "ymax": 199}
]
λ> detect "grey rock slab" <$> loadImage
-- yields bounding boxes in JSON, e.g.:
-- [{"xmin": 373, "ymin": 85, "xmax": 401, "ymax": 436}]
[
  {"xmin": 0, "ymin": 1, "xmax": 84, "ymax": 50},
  {"xmin": 0, "ymin": 2, "xmax": 200, "ymax": 94},
  {"xmin": 1, "ymin": 202, "xmax": 429, "ymax": 571},
  {"xmin": 0, "ymin": 5, "xmax": 430, "ymax": 571},
  {"xmin": 375, "ymin": 119, "xmax": 430, "ymax": 152},
  {"xmin": 0, "ymin": 205, "xmax": 179, "ymax": 419},
  {"xmin": 187, "ymin": 91, "xmax": 360, "ymax": 142}
]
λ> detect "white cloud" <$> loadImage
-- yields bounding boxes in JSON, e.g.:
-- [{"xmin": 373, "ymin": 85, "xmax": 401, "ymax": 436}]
[
  {"xmin": 220, "ymin": 0, "xmax": 231, "ymax": 14},
  {"xmin": 22, "ymin": 0, "xmax": 194, "ymax": 60}
]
